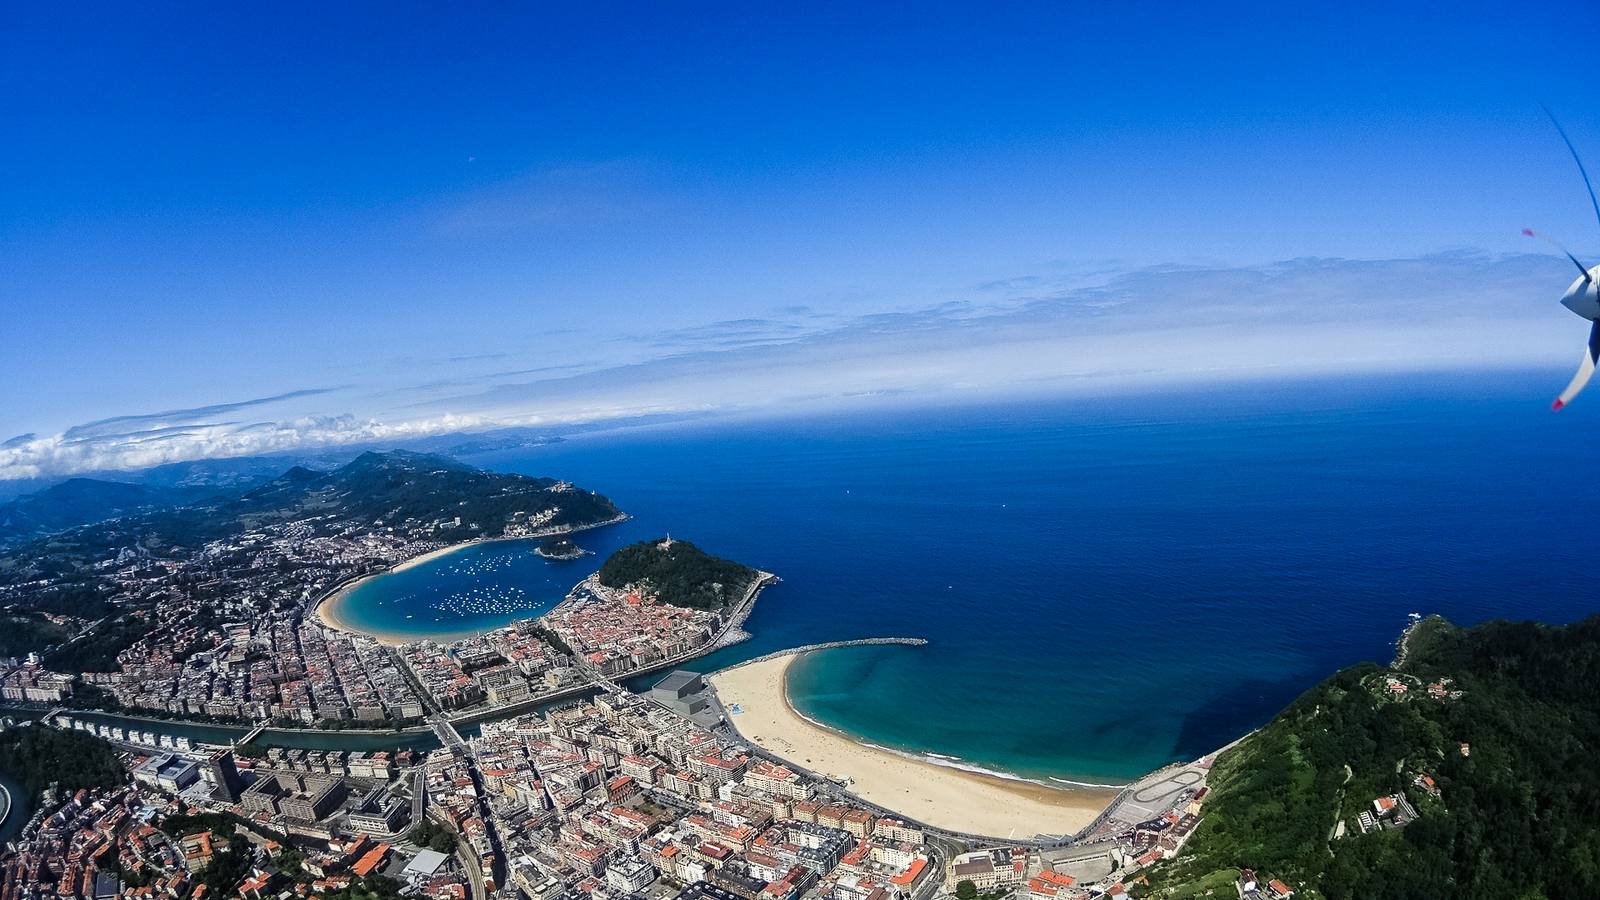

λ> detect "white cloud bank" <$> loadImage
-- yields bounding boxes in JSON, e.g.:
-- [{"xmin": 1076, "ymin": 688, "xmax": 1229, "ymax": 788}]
[
  {"xmin": 0, "ymin": 414, "xmax": 492, "ymax": 482},
  {"xmin": 2, "ymin": 251, "xmax": 1583, "ymax": 482}
]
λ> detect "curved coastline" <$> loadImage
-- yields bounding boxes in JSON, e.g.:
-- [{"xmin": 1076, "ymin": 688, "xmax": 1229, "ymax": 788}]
[
  {"xmin": 780, "ymin": 651, "xmax": 1128, "ymax": 789},
  {"xmin": 389, "ymin": 541, "xmax": 473, "ymax": 574},
  {"xmin": 312, "ymin": 513, "xmax": 630, "ymax": 645},
  {"xmin": 709, "ymin": 650, "xmax": 1118, "ymax": 840}
]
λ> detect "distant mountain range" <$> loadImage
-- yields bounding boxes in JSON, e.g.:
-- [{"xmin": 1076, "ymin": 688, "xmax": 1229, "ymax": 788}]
[
  {"xmin": 0, "ymin": 449, "xmax": 622, "ymax": 578},
  {"xmin": 0, "ymin": 412, "xmax": 727, "ymax": 504},
  {"xmin": 0, "ymin": 426, "xmax": 596, "ymax": 546},
  {"xmin": 0, "ymin": 478, "xmax": 222, "ymax": 547}
]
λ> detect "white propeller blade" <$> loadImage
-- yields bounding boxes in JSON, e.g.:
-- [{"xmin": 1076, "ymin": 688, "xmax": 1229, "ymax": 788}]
[{"xmin": 1553, "ymin": 320, "xmax": 1600, "ymax": 410}]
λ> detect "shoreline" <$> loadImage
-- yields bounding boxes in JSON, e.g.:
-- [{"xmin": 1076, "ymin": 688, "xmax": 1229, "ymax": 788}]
[
  {"xmin": 311, "ymin": 513, "xmax": 629, "ymax": 646},
  {"xmin": 390, "ymin": 541, "xmax": 472, "ymax": 573},
  {"xmin": 535, "ymin": 547, "xmax": 591, "ymax": 561},
  {"xmin": 709, "ymin": 651, "xmax": 1118, "ymax": 841}
]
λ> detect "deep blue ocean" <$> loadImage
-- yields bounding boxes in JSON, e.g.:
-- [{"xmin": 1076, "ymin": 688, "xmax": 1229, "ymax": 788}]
[{"xmin": 335, "ymin": 370, "xmax": 1600, "ymax": 785}]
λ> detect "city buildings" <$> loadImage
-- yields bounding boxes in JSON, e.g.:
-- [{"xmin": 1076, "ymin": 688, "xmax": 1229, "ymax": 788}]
[
  {"xmin": 240, "ymin": 772, "xmax": 346, "ymax": 822},
  {"xmin": 0, "ymin": 664, "xmax": 75, "ymax": 703},
  {"xmin": 544, "ymin": 579, "xmax": 726, "ymax": 679}
]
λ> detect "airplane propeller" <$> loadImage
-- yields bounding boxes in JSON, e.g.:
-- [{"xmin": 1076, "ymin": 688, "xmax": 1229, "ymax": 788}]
[
  {"xmin": 1529, "ymin": 107, "xmax": 1600, "ymax": 410},
  {"xmin": 1523, "ymin": 228, "xmax": 1594, "ymax": 283},
  {"xmin": 1544, "ymin": 104, "xmax": 1600, "ymax": 234},
  {"xmin": 1552, "ymin": 321, "xmax": 1600, "ymax": 411}
]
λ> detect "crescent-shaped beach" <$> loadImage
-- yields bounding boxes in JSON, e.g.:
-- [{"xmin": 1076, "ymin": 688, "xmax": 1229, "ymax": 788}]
[{"xmin": 709, "ymin": 653, "xmax": 1117, "ymax": 840}]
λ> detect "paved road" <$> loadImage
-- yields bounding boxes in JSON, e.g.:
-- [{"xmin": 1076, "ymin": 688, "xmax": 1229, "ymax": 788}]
[
  {"xmin": 428, "ymin": 805, "xmax": 487, "ymax": 900},
  {"xmin": 409, "ymin": 766, "xmax": 426, "ymax": 831},
  {"xmin": 429, "ymin": 715, "xmax": 469, "ymax": 752},
  {"xmin": 916, "ymin": 837, "xmax": 954, "ymax": 900}
]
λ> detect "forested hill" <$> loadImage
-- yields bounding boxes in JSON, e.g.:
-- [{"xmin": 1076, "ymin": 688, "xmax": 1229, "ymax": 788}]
[
  {"xmin": 1142, "ymin": 614, "xmax": 1600, "ymax": 900},
  {"xmin": 231, "ymin": 450, "xmax": 622, "ymax": 536},
  {"xmin": 0, "ymin": 725, "xmax": 126, "ymax": 798},
  {"xmin": 0, "ymin": 478, "xmax": 218, "ymax": 547},
  {"xmin": 598, "ymin": 539, "xmax": 760, "ymax": 610}
]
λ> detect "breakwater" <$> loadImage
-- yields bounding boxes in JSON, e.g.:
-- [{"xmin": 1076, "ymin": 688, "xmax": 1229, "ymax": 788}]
[{"xmin": 710, "ymin": 637, "xmax": 928, "ymax": 674}]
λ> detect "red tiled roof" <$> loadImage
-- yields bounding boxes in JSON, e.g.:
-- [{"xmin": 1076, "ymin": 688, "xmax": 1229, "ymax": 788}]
[
  {"xmin": 891, "ymin": 858, "xmax": 927, "ymax": 886},
  {"xmin": 352, "ymin": 842, "xmax": 390, "ymax": 877}
]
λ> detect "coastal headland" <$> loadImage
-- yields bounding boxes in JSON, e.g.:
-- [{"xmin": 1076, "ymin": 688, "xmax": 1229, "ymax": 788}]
[{"xmin": 709, "ymin": 651, "xmax": 1117, "ymax": 841}]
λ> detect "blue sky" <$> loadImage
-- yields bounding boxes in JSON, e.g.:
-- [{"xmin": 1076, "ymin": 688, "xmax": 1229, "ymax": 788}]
[{"xmin": 4, "ymin": 2, "xmax": 1600, "ymax": 479}]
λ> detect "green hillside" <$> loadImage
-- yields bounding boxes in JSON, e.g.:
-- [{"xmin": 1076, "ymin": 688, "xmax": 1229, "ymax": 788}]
[
  {"xmin": 0, "ymin": 725, "xmax": 126, "ymax": 797},
  {"xmin": 597, "ymin": 538, "xmax": 759, "ymax": 610},
  {"xmin": 1143, "ymin": 614, "xmax": 1600, "ymax": 900},
  {"xmin": 0, "ymin": 477, "xmax": 221, "ymax": 547},
  {"xmin": 0, "ymin": 451, "xmax": 620, "ymax": 590}
]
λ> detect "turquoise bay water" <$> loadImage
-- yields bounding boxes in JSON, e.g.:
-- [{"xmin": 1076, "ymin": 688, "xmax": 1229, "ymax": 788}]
[
  {"xmin": 334, "ymin": 371, "xmax": 1600, "ymax": 784},
  {"xmin": 329, "ymin": 538, "xmax": 623, "ymax": 644}
]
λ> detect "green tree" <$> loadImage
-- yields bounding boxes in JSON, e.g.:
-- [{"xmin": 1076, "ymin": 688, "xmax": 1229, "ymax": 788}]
[
  {"xmin": 408, "ymin": 819, "xmax": 457, "ymax": 854},
  {"xmin": 956, "ymin": 881, "xmax": 978, "ymax": 900},
  {"xmin": 0, "ymin": 726, "xmax": 125, "ymax": 797}
]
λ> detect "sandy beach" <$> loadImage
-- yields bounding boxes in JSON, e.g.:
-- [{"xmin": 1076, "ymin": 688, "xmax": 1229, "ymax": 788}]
[
  {"xmin": 310, "ymin": 539, "xmax": 478, "ymax": 645},
  {"xmin": 709, "ymin": 654, "xmax": 1116, "ymax": 840},
  {"xmin": 312, "ymin": 579, "xmax": 408, "ymax": 645},
  {"xmin": 391, "ymin": 541, "xmax": 472, "ymax": 573},
  {"xmin": 314, "ymin": 576, "xmax": 467, "ymax": 646}
]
